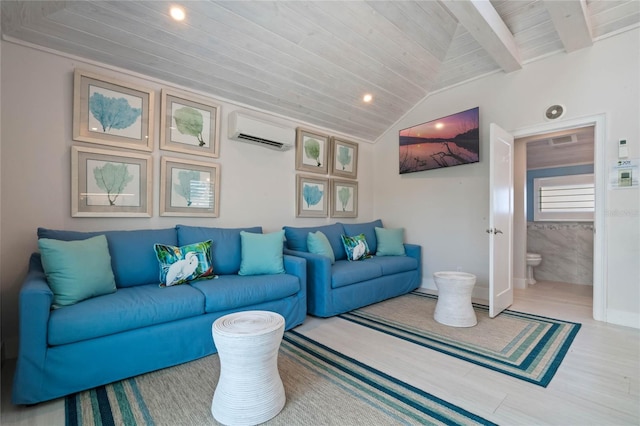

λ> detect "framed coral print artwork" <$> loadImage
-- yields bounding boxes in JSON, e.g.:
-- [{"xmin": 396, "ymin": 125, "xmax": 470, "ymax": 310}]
[
  {"xmin": 330, "ymin": 137, "xmax": 358, "ymax": 179},
  {"xmin": 160, "ymin": 157, "xmax": 220, "ymax": 217},
  {"xmin": 330, "ymin": 179, "xmax": 358, "ymax": 218},
  {"xmin": 296, "ymin": 174, "xmax": 329, "ymax": 218},
  {"xmin": 71, "ymin": 146, "xmax": 152, "ymax": 217},
  {"xmin": 295, "ymin": 128, "xmax": 329, "ymax": 175},
  {"xmin": 73, "ymin": 69, "xmax": 154, "ymax": 151},
  {"xmin": 160, "ymin": 89, "xmax": 221, "ymax": 158}
]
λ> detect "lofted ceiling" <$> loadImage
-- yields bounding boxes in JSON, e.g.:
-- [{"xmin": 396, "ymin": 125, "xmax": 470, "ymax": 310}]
[{"xmin": 1, "ymin": 1, "xmax": 639, "ymax": 142}]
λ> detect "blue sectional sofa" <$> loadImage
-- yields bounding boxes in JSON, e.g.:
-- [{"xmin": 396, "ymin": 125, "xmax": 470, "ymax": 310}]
[
  {"xmin": 12, "ymin": 225, "xmax": 307, "ymax": 405},
  {"xmin": 283, "ymin": 220, "xmax": 422, "ymax": 317}
]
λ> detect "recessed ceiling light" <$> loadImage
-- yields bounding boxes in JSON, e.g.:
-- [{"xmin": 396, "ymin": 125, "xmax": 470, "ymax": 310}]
[
  {"xmin": 170, "ymin": 6, "xmax": 185, "ymax": 21},
  {"xmin": 363, "ymin": 93, "xmax": 373, "ymax": 103}
]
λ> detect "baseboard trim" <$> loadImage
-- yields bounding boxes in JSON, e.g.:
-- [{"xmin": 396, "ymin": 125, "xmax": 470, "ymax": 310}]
[{"xmin": 606, "ymin": 309, "xmax": 640, "ymax": 329}]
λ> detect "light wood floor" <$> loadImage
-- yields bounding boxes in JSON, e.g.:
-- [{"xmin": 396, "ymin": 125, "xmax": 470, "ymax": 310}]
[{"xmin": 2, "ymin": 281, "xmax": 639, "ymax": 425}]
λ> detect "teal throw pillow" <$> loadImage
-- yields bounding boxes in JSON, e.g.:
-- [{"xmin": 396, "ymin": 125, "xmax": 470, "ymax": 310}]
[
  {"xmin": 38, "ymin": 235, "xmax": 117, "ymax": 308},
  {"xmin": 307, "ymin": 231, "xmax": 335, "ymax": 264},
  {"xmin": 154, "ymin": 240, "xmax": 215, "ymax": 287},
  {"xmin": 341, "ymin": 234, "xmax": 372, "ymax": 261},
  {"xmin": 375, "ymin": 227, "xmax": 406, "ymax": 256},
  {"xmin": 239, "ymin": 230, "xmax": 286, "ymax": 276}
]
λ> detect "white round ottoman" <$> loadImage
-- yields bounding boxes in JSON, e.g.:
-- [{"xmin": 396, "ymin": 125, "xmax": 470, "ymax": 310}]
[
  {"xmin": 433, "ymin": 271, "xmax": 477, "ymax": 327},
  {"xmin": 211, "ymin": 310, "xmax": 286, "ymax": 426}
]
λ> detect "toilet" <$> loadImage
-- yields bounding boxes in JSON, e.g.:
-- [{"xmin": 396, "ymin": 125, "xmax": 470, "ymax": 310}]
[{"xmin": 526, "ymin": 253, "xmax": 542, "ymax": 285}]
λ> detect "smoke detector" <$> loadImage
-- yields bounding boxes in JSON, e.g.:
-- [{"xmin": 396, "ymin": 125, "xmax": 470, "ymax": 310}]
[{"xmin": 544, "ymin": 104, "xmax": 565, "ymax": 120}]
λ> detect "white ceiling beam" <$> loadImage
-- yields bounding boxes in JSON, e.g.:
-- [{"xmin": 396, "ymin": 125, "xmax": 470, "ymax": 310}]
[
  {"xmin": 442, "ymin": 0, "xmax": 522, "ymax": 73},
  {"xmin": 544, "ymin": 0, "xmax": 593, "ymax": 52}
]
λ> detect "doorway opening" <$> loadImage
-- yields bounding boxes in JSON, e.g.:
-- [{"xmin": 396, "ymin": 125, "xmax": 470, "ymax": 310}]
[
  {"xmin": 514, "ymin": 126, "xmax": 595, "ymax": 310},
  {"xmin": 510, "ymin": 114, "xmax": 606, "ymax": 321}
]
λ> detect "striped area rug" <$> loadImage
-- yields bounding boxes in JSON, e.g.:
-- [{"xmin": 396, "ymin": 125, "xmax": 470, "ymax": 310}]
[
  {"xmin": 66, "ymin": 330, "xmax": 496, "ymax": 425},
  {"xmin": 339, "ymin": 291, "xmax": 581, "ymax": 387}
]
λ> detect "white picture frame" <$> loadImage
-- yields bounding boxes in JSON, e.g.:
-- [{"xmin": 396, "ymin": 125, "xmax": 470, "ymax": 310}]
[
  {"xmin": 160, "ymin": 89, "xmax": 221, "ymax": 158},
  {"xmin": 296, "ymin": 174, "xmax": 329, "ymax": 218},
  {"xmin": 160, "ymin": 157, "xmax": 221, "ymax": 217},
  {"xmin": 330, "ymin": 137, "xmax": 358, "ymax": 179},
  {"xmin": 73, "ymin": 69, "xmax": 154, "ymax": 151},
  {"xmin": 71, "ymin": 146, "xmax": 152, "ymax": 217},
  {"xmin": 330, "ymin": 179, "xmax": 358, "ymax": 218}
]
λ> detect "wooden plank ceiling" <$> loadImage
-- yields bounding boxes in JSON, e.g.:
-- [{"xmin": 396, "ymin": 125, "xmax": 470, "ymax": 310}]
[
  {"xmin": 1, "ymin": 0, "xmax": 638, "ymax": 142},
  {"xmin": 522, "ymin": 125, "xmax": 595, "ymax": 170}
]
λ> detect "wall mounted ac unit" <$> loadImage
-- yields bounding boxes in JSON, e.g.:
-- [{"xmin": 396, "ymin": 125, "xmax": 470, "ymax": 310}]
[{"xmin": 228, "ymin": 111, "xmax": 294, "ymax": 151}]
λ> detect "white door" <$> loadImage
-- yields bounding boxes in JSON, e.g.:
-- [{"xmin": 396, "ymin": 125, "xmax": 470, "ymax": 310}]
[{"xmin": 489, "ymin": 123, "xmax": 514, "ymax": 317}]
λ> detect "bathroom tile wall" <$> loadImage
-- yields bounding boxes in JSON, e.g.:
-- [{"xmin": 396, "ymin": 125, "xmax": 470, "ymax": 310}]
[{"xmin": 527, "ymin": 222, "xmax": 594, "ymax": 285}]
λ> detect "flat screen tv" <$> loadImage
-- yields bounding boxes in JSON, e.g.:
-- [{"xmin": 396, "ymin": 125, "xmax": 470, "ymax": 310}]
[{"xmin": 399, "ymin": 107, "xmax": 479, "ymax": 174}]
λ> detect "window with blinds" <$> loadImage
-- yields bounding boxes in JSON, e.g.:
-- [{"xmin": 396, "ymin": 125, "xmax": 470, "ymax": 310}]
[{"xmin": 533, "ymin": 174, "xmax": 594, "ymax": 221}]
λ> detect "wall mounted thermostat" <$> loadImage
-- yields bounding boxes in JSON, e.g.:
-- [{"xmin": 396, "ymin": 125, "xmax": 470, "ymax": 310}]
[
  {"xmin": 618, "ymin": 169, "xmax": 632, "ymax": 187},
  {"xmin": 619, "ymin": 139, "xmax": 628, "ymax": 158},
  {"xmin": 610, "ymin": 158, "xmax": 638, "ymax": 189}
]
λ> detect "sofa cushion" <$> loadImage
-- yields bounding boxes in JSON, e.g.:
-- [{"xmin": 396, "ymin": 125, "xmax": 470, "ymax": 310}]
[
  {"xmin": 190, "ymin": 274, "xmax": 301, "ymax": 313},
  {"xmin": 374, "ymin": 227, "xmax": 406, "ymax": 256},
  {"xmin": 154, "ymin": 240, "xmax": 215, "ymax": 287},
  {"xmin": 341, "ymin": 233, "xmax": 372, "ymax": 261},
  {"xmin": 331, "ymin": 259, "xmax": 382, "ymax": 288},
  {"xmin": 48, "ymin": 283, "xmax": 205, "ymax": 346},
  {"xmin": 368, "ymin": 255, "xmax": 418, "ymax": 275},
  {"xmin": 176, "ymin": 225, "xmax": 262, "ymax": 275},
  {"xmin": 239, "ymin": 230, "xmax": 285, "ymax": 276},
  {"xmin": 283, "ymin": 223, "xmax": 346, "ymax": 260},
  {"xmin": 340, "ymin": 219, "xmax": 383, "ymax": 253},
  {"xmin": 38, "ymin": 235, "xmax": 116, "ymax": 308},
  {"xmin": 38, "ymin": 228, "xmax": 177, "ymax": 288},
  {"xmin": 307, "ymin": 231, "xmax": 335, "ymax": 264}
]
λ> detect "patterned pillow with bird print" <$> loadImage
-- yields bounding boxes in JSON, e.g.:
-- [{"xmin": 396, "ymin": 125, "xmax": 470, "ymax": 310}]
[
  {"xmin": 154, "ymin": 240, "xmax": 215, "ymax": 287},
  {"xmin": 341, "ymin": 234, "xmax": 372, "ymax": 262}
]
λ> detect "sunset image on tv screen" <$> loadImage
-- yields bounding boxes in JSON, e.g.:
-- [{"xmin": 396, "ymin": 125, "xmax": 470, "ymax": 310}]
[{"xmin": 399, "ymin": 107, "xmax": 479, "ymax": 174}]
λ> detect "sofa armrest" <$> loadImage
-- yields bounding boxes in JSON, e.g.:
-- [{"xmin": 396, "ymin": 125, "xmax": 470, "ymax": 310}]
[
  {"xmin": 13, "ymin": 253, "xmax": 54, "ymax": 404},
  {"xmin": 284, "ymin": 249, "xmax": 333, "ymax": 316},
  {"xmin": 283, "ymin": 254, "xmax": 307, "ymax": 292},
  {"xmin": 404, "ymin": 243, "xmax": 421, "ymax": 259},
  {"xmin": 404, "ymin": 243, "xmax": 422, "ymax": 280}
]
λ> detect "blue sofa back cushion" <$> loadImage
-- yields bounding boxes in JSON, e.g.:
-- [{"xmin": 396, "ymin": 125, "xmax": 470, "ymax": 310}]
[
  {"xmin": 37, "ymin": 228, "xmax": 178, "ymax": 288},
  {"xmin": 283, "ymin": 223, "xmax": 346, "ymax": 260},
  {"xmin": 340, "ymin": 219, "xmax": 383, "ymax": 253},
  {"xmin": 176, "ymin": 225, "xmax": 262, "ymax": 275}
]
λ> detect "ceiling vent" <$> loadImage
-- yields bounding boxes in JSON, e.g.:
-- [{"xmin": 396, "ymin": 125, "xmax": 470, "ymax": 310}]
[
  {"xmin": 228, "ymin": 111, "xmax": 294, "ymax": 151},
  {"xmin": 544, "ymin": 104, "xmax": 565, "ymax": 121},
  {"xmin": 549, "ymin": 134, "xmax": 578, "ymax": 146}
]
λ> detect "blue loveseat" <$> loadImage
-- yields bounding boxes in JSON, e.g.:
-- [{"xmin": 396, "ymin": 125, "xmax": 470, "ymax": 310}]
[
  {"xmin": 12, "ymin": 225, "xmax": 307, "ymax": 405},
  {"xmin": 283, "ymin": 220, "xmax": 422, "ymax": 317}
]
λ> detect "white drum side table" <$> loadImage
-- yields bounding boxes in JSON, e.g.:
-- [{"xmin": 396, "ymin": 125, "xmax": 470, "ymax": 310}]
[
  {"xmin": 211, "ymin": 310, "xmax": 286, "ymax": 426},
  {"xmin": 433, "ymin": 271, "xmax": 477, "ymax": 327}
]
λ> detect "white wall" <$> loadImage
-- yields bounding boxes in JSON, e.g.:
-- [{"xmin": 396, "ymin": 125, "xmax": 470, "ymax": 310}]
[
  {"xmin": 374, "ymin": 29, "xmax": 640, "ymax": 328},
  {"xmin": 0, "ymin": 41, "xmax": 375, "ymax": 356}
]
